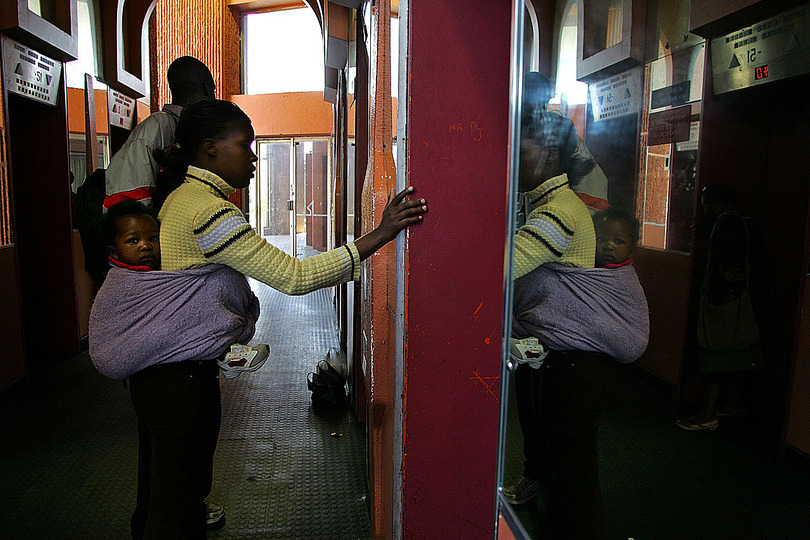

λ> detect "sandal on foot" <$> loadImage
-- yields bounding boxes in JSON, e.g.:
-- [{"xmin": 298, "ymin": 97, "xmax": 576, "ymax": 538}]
[{"xmin": 675, "ymin": 418, "xmax": 719, "ymax": 431}]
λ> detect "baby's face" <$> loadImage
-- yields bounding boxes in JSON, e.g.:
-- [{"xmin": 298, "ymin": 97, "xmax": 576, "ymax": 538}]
[
  {"xmin": 596, "ymin": 219, "xmax": 635, "ymax": 267},
  {"xmin": 109, "ymin": 215, "xmax": 161, "ymax": 269}
]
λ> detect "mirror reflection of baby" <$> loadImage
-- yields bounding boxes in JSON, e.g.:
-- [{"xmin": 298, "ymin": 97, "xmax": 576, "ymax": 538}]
[
  {"xmin": 506, "ymin": 205, "xmax": 650, "ymax": 534},
  {"xmin": 102, "ymin": 200, "xmax": 268, "ymax": 375},
  {"xmin": 511, "ymin": 206, "xmax": 648, "ymax": 364},
  {"xmin": 595, "ymin": 207, "xmax": 637, "ymax": 269}
]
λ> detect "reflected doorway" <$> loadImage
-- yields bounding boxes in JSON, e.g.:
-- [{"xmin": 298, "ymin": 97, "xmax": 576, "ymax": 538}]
[{"xmin": 248, "ymin": 138, "xmax": 332, "ymax": 258}]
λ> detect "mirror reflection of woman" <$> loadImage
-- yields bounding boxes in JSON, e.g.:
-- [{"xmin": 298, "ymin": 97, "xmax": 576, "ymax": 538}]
[
  {"xmin": 506, "ymin": 108, "xmax": 610, "ymax": 539},
  {"xmin": 504, "ymin": 75, "xmax": 649, "ymax": 539}
]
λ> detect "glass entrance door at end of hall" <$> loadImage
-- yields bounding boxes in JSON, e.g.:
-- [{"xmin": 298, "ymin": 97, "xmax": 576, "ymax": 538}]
[{"xmin": 247, "ymin": 138, "xmax": 332, "ymax": 259}]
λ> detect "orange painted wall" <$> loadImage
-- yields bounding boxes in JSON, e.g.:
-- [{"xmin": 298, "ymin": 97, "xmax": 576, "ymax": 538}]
[
  {"xmin": 231, "ymin": 92, "xmax": 333, "ymax": 137},
  {"xmin": 65, "ymin": 85, "xmax": 391, "ymax": 144},
  {"xmin": 231, "ymin": 92, "xmax": 394, "ymax": 140},
  {"xmin": 66, "ymin": 88, "xmax": 151, "ymax": 134},
  {"xmin": 136, "ymin": 100, "xmax": 151, "ymax": 123},
  {"xmin": 66, "ymin": 88, "xmax": 109, "ymax": 134}
]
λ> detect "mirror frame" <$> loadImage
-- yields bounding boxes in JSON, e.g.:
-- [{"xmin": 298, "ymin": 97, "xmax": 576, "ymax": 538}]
[
  {"xmin": 576, "ymin": 0, "xmax": 647, "ymax": 82},
  {"xmin": 493, "ymin": 0, "xmax": 527, "ymax": 537}
]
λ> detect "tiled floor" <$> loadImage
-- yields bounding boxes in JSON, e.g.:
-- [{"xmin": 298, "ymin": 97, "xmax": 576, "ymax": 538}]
[
  {"xmin": 0, "ymin": 261, "xmax": 369, "ymax": 539},
  {"xmin": 3, "ymin": 234, "xmax": 810, "ymax": 538},
  {"xmin": 501, "ymin": 365, "xmax": 810, "ymax": 539}
]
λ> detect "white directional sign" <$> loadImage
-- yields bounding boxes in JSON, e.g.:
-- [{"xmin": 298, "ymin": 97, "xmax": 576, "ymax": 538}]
[
  {"xmin": 107, "ymin": 89, "xmax": 136, "ymax": 131},
  {"xmin": 2, "ymin": 36, "xmax": 62, "ymax": 107},
  {"xmin": 711, "ymin": 4, "xmax": 810, "ymax": 94},
  {"xmin": 588, "ymin": 68, "xmax": 641, "ymax": 122}
]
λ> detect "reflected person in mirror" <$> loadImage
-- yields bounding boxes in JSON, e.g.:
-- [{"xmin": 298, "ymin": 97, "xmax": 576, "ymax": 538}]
[
  {"xmin": 506, "ymin": 96, "xmax": 606, "ymax": 539},
  {"xmin": 505, "ymin": 73, "xmax": 651, "ymax": 540},
  {"xmin": 521, "ymin": 71, "xmax": 609, "ymax": 214}
]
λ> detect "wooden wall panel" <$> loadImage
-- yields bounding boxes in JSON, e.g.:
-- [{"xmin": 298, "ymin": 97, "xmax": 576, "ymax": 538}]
[
  {"xmin": 0, "ymin": 247, "xmax": 25, "ymax": 390},
  {"xmin": 634, "ymin": 248, "xmax": 693, "ymax": 384},
  {"xmin": 786, "ymin": 276, "xmax": 810, "ymax": 453},
  {"xmin": 150, "ymin": 0, "xmax": 241, "ymax": 108},
  {"xmin": 7, "ymin": 89, "xmax": 79, "ymax": 358}
]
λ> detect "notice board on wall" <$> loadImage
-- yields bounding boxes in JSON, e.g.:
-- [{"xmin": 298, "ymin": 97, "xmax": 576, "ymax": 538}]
[
  {"xmin": 588, "ymin": 68, "xmax": 642, "ymax": 122},
  {"xmin": 107, "ymin": 89, "xmax": 136, "ymax": 131},
  {"xmin": 2, "ymin": 36, "xmax": 62, "ymax": 107}
]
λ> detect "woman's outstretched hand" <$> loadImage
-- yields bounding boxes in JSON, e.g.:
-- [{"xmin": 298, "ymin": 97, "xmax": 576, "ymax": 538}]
[{"xmin": 355, "ymin": 186, "xmax": 428, "ymax": 261}]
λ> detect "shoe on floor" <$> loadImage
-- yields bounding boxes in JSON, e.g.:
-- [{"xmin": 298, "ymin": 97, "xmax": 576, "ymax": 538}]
[
  {"xmin": 218, "ymin": 344, "xmax": 270, "ymax": 379},
  {"xmin": 675, "ymin": 418, "xmax": 719, "ymax": 431},
  {"xmin": 205, "ymin": 499, "xmax": 225, "ymax": 529},
  {"xmin": 502, "ymin": 476, "xmax": 541, "ymax": 505}
]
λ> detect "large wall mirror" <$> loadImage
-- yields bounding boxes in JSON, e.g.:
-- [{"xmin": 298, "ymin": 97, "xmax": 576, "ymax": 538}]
[
  {"xmin": 496, "ymin": 0, "xmax": 810, "ymax": 539},
  {"xmin": 495, "ymin": 2, "xmax": 658, "ymax": 539}
]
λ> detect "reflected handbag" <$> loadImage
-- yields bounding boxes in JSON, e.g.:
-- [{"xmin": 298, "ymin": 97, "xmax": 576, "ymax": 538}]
[
  {"xmin": 696, "ymin": 212, "xmax": 762, "ymax": 373},
  {"xmin": 697, "ymin": 291, "xmax": 763, "ymax": 374},
  {"xmin": 698, "ymin": 342, "xmax": 762, "ymax": 374},
  {"xmin": 697, "ymin": 289, "xmax": 760, "ymax": 352}
]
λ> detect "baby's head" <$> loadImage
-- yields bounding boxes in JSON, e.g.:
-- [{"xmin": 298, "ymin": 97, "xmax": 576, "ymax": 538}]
[
  {"xmin": 103, "ymin": 200, "xmax": 160, "ymax": 270},
  {"xmin": 594, "ymin": 207, "xmax": 639, "ymax": 267}
]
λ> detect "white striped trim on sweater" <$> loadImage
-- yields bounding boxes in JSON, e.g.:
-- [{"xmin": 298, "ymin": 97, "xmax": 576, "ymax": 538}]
[
  {"xmin": 195, "ymin": 214, "xmax": 251, "ymax": 252},
  {"xmin": 524, "ymin": 217, "xmax": 573, "ymax": 252}
]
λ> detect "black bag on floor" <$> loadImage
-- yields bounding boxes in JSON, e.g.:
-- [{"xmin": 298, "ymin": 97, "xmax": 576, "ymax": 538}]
[{"xmin": 307, "ymin": 347, "xmax": 347, "ymax": 407}]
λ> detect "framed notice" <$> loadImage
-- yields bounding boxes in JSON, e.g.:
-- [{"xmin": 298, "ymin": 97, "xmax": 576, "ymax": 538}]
[
  {"xmin": 2, "ymin": 36, "xmax": 62, "ymax": 107},
  {"xmin": 107, "ymin": 88, "xmax": 136, "ymax": 131},
  {"xmin": 647, "ymin": 105, "xmax": 692, "ymax": 146},
  {"xmin": 588, "ymin": 68, "xmax": 641, "ymax": 122}
]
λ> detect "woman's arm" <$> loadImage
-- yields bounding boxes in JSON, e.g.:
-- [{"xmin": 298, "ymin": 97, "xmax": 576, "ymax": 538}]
[
  {"xmin": 354, "ymin": 186, "xmax": 427, "ymax": 260},
  {"xmin": 197, "ymin": 187, "xmax": 427, "ymax": 295}
]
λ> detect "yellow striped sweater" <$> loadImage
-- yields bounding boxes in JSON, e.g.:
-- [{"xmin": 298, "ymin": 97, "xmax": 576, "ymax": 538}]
[
  {"xmin": 513, "ymin": 173, "xmax": 595, "ymax": 279},
  {"xmin": 158, "ymin": 166, "xmax": 361, "ymax": 295}
]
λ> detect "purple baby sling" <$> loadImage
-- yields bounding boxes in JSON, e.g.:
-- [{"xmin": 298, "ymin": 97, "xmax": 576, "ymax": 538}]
[
  {"xmin": 89, "ymin": 264, "xmax": 259, "ymax": 379},
  {"xmin": 513, "ymin": 263, "xmax": 649, "ymax": 363}
]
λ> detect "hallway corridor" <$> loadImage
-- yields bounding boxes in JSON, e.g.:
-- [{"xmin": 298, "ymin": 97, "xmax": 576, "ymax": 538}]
[
  {"xmin": 0, "ymin": 279, "xmax": 370, "ymax": 539},
  {"xmin": 3, "ymin": 276, "xmax": 810, "ymax": 538}
]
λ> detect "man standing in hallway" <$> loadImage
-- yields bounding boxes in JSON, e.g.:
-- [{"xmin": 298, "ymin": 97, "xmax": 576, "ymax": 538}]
[{"xmin": 104, "ymin": 56, "xmax": 216, "ymax": 210}]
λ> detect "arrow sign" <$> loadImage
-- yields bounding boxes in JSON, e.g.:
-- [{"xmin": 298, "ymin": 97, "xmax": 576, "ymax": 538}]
[
  {"xmin": 787, "ymin": 35, "xmax": 800, "ymax": 52},
  {"xmin": 729, "ymin": 54, "xmax": 741, "ymax": 69},
  {"xmin": 3, "ymin": 37, "xmax": 62, "ymax": 106}
]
